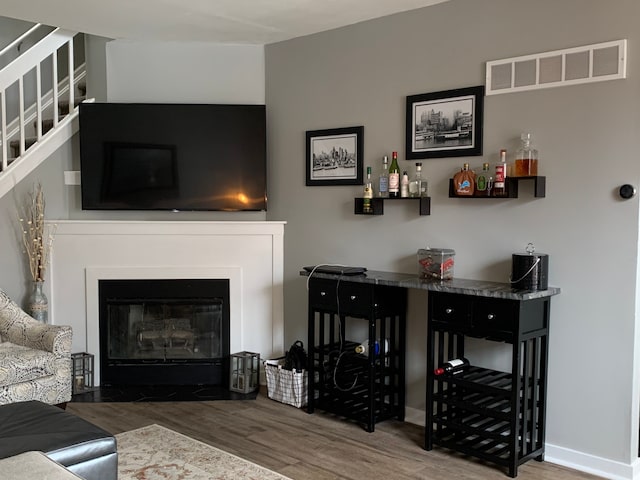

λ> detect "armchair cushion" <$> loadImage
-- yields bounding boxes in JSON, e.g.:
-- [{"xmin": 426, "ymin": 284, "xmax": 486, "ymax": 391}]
[{"xmin": 0, "ymin": 342, "xmax": 56, "ymax": 383}]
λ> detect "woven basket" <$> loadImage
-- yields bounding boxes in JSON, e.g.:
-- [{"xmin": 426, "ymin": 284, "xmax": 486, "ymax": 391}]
[{"xmin": 264, "ymin": 358, "xmax": 307, "ymax": 408}]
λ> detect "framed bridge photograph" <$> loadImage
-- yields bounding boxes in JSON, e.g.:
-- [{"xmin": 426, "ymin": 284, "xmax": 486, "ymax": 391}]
[
  {"xmin": 306, "ymin": 126, "xmax": 363, "ymax": 186},
  {"xmin": 406, "ymin": 86, "xmax": 484, "ymax": 159}
]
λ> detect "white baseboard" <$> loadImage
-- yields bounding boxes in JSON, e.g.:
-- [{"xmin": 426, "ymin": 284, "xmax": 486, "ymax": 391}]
[
  {"xmin": 545, "ymin": 444, "xmax": 640, "ymax": 480},
  {"xmin": 403, "ymin": 407, "xmax": 639, "ymax": 480}
]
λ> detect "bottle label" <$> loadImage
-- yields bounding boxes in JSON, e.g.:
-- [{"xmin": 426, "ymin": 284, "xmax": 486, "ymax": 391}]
[
  {"xmin": 400, "ymin": 175, "xmax": 409, "ymax": 197},
  {"xmin": 448, "ymin": 358, "xmax": 465, "ymax": 368},
  {"xmin": 494, "ymin": 164, "xmax": 506, "ymax": 188},
  {"xmin": 379, "ymin": 177, "xmax": 388, "ymax": 194},
  {"xmin": 453, "ymin": 170, "xmax": 474, "ymax": 196},
  {"xmin": 389, "ymin": 173, "xmax": 400, "ymax": 193},
  {"xmin": 476, "ymin": 174, "xmax": 486, "ymax": 191}
]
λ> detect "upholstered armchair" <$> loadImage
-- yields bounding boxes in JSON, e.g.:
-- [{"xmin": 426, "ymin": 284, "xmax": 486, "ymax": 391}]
[{"xmin": 0, "ymin": 288, "xmax": 73, "ymax": 405}]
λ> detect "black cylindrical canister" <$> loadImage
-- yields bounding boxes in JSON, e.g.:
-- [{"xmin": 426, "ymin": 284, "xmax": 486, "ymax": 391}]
[{"xmin": 511, "ymin": 253, "xmax": 549, "ymax": 291}]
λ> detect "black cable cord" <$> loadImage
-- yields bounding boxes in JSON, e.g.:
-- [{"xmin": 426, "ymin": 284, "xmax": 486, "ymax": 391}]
[
  {"xmin": 332, "ymin": 274, "xmax": 359, "ymax": 392},
  {"xmin": 307, "ymin": 265, "xmax": 359, "ymax": 392}
]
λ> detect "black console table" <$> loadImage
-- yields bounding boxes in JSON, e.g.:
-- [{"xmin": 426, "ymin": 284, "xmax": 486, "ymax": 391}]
[
  {"xmin": 426, "ymin": 289, "xmax": 558, "ymax": 477},
  {"xmin": 301, "ymin": 269, "xmax": 560, "ymax": 476},
  {"xmin": 303, "ymin": 273, "xmax": 407, "ymax": 432}
]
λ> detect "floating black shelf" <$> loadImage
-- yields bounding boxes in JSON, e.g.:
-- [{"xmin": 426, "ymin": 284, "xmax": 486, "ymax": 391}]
[
  {"xmin": 448, "ymin": 176, "xmax": 546, "ymax": 198},
  {"xmin": 354, "ymin": 196, "xmax": 431, "ymax": 215}
]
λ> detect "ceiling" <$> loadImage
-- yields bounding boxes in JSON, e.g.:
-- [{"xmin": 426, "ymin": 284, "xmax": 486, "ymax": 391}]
[{"xmin": 0, "ymin": 0, "xmax": 449, "ymax": 44}]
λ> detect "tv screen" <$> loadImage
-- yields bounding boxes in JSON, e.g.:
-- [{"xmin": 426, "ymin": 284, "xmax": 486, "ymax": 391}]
[{"xmin": 79, "ymin": 103, "xmax": 267, "ymax": 211}]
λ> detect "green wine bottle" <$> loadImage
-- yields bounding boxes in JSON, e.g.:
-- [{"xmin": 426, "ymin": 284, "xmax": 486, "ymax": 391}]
[{"xmin": 388, "ymin": 151, "xmax": 400, "ymax": 198}]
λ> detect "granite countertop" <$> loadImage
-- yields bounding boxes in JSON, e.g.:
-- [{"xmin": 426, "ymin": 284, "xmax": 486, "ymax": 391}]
[{"xmin": 300, "ymin": 269, "xmax": 561, "ymax": 300}]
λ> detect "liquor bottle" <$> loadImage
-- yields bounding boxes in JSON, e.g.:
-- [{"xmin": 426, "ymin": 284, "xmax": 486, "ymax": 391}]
[
  {"xmin": 515, "ymin": 133, "xmax": 538, "ymax": 177},
  {"xmin": 493, "ymin": 149, "xmax": 508, "ymax": 197},
  {"xmin": 475, "ymin": 162, "xmax": 491, "ymax": 197},
  {"xmin": 452, "ymin": 163, "xmax": 475, "ymax": 196},
  {"xmin": 400, "ymin": 171, "xmax": 409, "ymax": 197},
  {"xmin": 378, "ymin": 155, "xmax": 389, "ymax": 198},
  {"xmin": 409, "ymin": 162, "xmax": 427, "ymax": 197},
  {"xmin": 363, "ymin": 166, "xmax": 373, "ymax": 213},
  {"xmin": 388, "ymin": 151, "xmax": 400, "ymax": 198},
  {"xmin": 434, "ymin": 357, "xmax": 470, "ymax": 376}
]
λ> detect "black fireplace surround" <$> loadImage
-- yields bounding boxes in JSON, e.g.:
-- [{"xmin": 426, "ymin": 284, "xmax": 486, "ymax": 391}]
[{"xmin": 99, "ymin": 279, "xmax": 230, "ymax": 386}]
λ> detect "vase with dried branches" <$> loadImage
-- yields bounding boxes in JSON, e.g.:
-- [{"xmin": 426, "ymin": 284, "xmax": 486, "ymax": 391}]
[{"xmin": 19, "ymin": 183, "xmax": 56, "ymax": 322}]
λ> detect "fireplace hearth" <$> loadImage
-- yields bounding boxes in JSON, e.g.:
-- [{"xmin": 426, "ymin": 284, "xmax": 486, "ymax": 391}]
[{"xmin": 99, "ymin": 279, "xmax": 230, "ymax": 386}]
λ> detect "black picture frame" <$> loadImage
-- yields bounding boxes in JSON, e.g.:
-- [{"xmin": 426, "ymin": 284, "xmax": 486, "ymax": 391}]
[
  {"xmin": 405, "ymin": 86, "xmax": 484, "ymax": 159},
  {"xmin": 306, "ymin": 126, "xmax": 363, "ymax": 186}
]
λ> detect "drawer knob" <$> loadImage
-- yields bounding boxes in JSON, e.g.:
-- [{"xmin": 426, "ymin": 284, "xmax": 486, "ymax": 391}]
[
  {"xmin": 350, "ymin": 295, "xmax": 357, "ymax": 300},
  {"xmin": 445, "ymin": 308, "xmax": 453, "ymax": 314},
  {"xmin": 320, "ymin": 291, "xmax": 326, "ymax": 296},
  {"xmin": 487, "ymin": 313, "xmax": 495, "ymax": 320}
]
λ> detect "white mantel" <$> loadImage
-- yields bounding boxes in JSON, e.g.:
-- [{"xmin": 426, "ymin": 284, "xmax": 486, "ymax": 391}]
[{"xmin": 48, "ymin": 220, "xmax": 285, "ymax": 385}]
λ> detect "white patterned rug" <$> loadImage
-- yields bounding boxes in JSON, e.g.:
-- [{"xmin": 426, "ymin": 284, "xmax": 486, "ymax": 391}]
[{"xmin": 116, "ymin": 424, "xmax": 292, "ymax": 480}]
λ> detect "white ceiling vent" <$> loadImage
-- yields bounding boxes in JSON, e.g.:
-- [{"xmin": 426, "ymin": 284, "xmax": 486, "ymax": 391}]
[{"xmin": 486, "ymin": 40, "xmax": 627, "ymax": 95}]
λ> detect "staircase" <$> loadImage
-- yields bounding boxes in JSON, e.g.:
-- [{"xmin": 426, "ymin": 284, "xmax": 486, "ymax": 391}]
[{"xmin": 0, "ymin": 24, "xmax": 87, "ymax": 200}]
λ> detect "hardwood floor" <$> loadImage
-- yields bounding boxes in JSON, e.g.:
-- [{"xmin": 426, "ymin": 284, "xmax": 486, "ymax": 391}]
[{"xmin": 67, "ymin": 393, "xmax": 598, "ymax": 480}]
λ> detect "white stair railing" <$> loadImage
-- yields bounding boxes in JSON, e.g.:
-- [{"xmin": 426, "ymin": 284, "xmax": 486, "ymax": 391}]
[{"xmin": 0, "ymin": 26, "xmax": 85, "ymax": 181}]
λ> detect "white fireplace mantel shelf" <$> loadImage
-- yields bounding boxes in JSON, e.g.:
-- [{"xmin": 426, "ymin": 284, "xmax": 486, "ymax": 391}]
[{"xmin": 48, "ymin": 220, "xmax": 285, "ymax": 385}]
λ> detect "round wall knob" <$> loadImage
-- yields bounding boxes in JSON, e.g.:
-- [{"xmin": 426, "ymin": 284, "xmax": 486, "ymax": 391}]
[{"xmin": 619, "ymin": 184, "xmax": 636, "ymax": 199}]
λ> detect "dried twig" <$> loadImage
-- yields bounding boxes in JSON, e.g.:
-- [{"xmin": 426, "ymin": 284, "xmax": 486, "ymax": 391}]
[{"xmin": 19, "ymin": 183, "xmax": 56, "ymax": 282}]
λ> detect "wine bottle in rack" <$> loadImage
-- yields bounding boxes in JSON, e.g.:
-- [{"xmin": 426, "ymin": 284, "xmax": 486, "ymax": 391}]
[{"xmin": 434, "ymin": 357, "xmax": 470, "ymax": 376}]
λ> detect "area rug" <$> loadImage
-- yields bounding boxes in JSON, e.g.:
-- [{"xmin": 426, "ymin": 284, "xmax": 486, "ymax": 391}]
[{"xmin": 116, "ymin": 424, "xmax": 292, "ymax": 480}]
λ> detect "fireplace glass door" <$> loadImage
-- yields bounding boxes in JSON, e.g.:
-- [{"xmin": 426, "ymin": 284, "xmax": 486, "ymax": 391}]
[
  {"xmin": 99, "ymin": 279, "xmax": 230, "ymax": 386},
  {"xmin": 107, "ymin": 299, "xmax": 223, "ymax": 361}
]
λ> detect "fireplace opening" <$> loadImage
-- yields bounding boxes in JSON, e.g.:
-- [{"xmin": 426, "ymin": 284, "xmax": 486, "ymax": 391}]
[{"xmin": 99, "ymin": 279, "xmax": 230, "ymax": 387}]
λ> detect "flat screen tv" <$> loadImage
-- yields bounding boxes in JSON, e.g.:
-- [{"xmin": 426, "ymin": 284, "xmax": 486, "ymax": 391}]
[{"xmin": 79, "ymin": 103, "xmax": 267, "ymax": 211}]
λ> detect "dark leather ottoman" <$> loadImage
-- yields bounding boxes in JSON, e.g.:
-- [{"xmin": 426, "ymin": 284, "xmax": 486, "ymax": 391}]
[{"xmin": 0, "ymin": 401, "xmax": 117, "ymax": 480}]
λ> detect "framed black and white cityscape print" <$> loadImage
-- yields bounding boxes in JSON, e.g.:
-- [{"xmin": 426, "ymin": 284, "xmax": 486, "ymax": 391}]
[
  {"xmin": 306, "ymin": 126, "xmax": 363, "ymax": 186},
  {"xmin": 406, "ymin": 86, "xmax": 484, "ymax": 159}
]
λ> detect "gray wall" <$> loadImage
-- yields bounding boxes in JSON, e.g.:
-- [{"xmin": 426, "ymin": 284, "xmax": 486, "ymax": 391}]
[{"xmin": 266, "ymin": 0, "xmax": 640, "ymax": 468}]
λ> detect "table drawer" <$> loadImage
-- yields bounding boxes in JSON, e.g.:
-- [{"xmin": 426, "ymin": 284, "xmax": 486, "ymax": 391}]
[
  {"xmin": 337, "ymin": 282, "xmax": 373, "ymax": 317},
  {"xmin": 309, "ymin": 279, "xmax": 373, "ymax": 316},
  {"xmin": 431, "ymin": 293, "xmax": 471, "ymax": 327},
  {"xmin": 473, "ymin": 298, "xmax": 518, "ymax": 335},
  {"xmin": 308, "ymin": 279, "xmax": 338, "ymax": 310}
]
